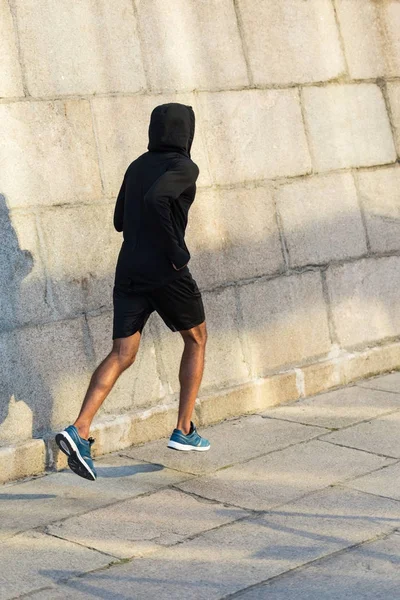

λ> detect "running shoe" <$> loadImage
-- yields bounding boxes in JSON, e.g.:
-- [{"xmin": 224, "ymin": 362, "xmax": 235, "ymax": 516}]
[
  {"xmin": 55, "ymin": 425, "xmax": 97, "ymax": 481},
  {"xmin": 167, "ymin": 421, "xmax": 210, "ymax": 452}
]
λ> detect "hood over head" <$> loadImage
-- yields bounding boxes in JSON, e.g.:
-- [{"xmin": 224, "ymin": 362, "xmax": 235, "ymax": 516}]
[{"xmin": 147, "ymin": 103, "xmax": 195, "ymax": 159}]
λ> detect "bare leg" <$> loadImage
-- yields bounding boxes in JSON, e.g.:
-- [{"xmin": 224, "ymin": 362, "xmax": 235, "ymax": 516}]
[
  {"xmin": 73, "ymin": 331, "xmax": 141, "ymax": 439},
  {"xmin": 176, "ymin": 321, "xmax": 207, "ymax": 435}
]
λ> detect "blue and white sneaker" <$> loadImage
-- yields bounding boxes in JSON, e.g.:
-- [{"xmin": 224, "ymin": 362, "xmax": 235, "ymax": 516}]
[
  {"xmin": 55, "ymin": 425, "xmax": 97, "ymax": 481},
  {"xmin": 167, "ymin": 421, "xmax": 210, "ymax": 452}
]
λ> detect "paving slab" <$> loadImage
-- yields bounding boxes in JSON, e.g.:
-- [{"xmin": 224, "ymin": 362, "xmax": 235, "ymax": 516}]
[
  {"xmin": 356, "ymin": 371, "xmax": 400, "ymax": 393},
  {"xmin": 0, "ymin": 530, "xmax": 111, "ymax": 600},
  {"xmin": 344, "ymin": 461, "xmax": 400, "ymax": 502},
  {"xmin": 33, "ymin": 489, "xmax": 400, "ymax": 600},
  {"xmin": 18, "ymin": 518, "xmax": 347, "ymax": 600},
  {"xmin": 325, "ymin": 256, "xmax": 400, "ymax": 348},
  {"xmin": 257, "ymin": 486, "xmax": 400, "ymax": 548},
  {"xmin": 262, "ymin": 385, "xmax": 400, "ymax": 429},
  {"xmin": 0, "ymin": 454, "xmax": 190, "ymax": 541},
  {"xmin": 237, "ymin": 531, "xmax": 400, "ymax": 599},
  {"xmin": 177, "ymin": 440, "xmax": 392, "ymax": 510},
  {"xmin": 46, "ymin": 488, "xmax": 248, "ymax": 559},
  {"xmin": 122, "ymin": 414, "xmax": 324, "ymax": 475},
  {"xmin": 323, "ymin": 411, "xmax": 400, "ymax": 458}
]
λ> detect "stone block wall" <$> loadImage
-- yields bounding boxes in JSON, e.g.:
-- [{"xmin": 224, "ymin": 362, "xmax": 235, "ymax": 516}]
[{"xmin": 1, "ymin": 0, "xmax": 400, "ymax": 481}]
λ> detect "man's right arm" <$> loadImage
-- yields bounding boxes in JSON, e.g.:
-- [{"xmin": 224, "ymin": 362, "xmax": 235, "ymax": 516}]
[
  {"xmin": 144, "ymin": 159, "xmax": 199, "ymax": 269},
  {"xmin": 113, "ymin": 173, "xmax": 126, "ymax": 233}
]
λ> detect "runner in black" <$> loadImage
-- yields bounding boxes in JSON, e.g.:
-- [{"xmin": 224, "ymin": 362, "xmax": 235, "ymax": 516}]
[{"xmin": 56, "ymin": 103, "xmax": 210, "ymax": 480}]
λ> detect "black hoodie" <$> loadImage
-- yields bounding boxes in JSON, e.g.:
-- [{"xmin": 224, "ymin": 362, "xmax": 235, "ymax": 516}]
[{"xmin": 113, "ymin": 103, "xmax": 200, "ymax": 293}]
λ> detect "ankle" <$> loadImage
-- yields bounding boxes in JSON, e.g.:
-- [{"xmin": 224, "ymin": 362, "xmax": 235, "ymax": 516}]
[
  {"xmin": 73, "ymin": 421, "xmax": 90, "ymax": 440},
  {"xmin": 177, "ymin": 421, "xmax": 191, "ymax": 435}
]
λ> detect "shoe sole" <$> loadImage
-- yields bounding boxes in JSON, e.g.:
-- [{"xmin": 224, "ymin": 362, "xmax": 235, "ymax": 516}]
[
  {"xmin": 55, "ymin": 430, "xmax": 97, "ymax": 481},
  {"xmin": 167, "ymin": 440, "xmax": 210, "ymax": 452}
]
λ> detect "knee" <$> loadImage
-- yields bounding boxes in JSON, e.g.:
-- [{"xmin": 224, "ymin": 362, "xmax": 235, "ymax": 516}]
[
  {"xmin": 184, "ymin": 322, "xmax": 208, "ymax": 347},
  {"xmin": 111, "ymin": 347, "xmax": 137, "ymax": 370}
]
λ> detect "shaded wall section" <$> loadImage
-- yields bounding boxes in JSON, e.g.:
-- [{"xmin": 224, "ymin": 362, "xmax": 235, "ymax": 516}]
[{"xmin": 1, "ymin": 0, "xmax": 400, "ymax": 454}]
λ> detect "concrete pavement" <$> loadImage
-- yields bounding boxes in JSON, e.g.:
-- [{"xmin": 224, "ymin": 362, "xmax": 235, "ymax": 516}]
[{"xmin": 1, "ymin": 371, "xmax": 400, "ymax": 599}]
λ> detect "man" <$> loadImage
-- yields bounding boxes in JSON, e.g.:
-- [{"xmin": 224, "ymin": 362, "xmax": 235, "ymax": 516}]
[{"xmin": 55, "ymin": 102, "xmax": 210, "ymax": 481}]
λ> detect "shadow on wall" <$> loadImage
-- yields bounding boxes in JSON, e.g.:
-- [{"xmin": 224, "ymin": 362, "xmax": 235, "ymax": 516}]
[
  {"xmin": 0, "ymin": 194, "xmax": 51, "ymax": 444},
  {"xmin": 0, "ymin": 194, "xmax": 122, "ymax": 446}
]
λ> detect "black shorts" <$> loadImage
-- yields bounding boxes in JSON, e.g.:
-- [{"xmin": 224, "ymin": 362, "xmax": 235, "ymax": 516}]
[{"xmin": 112, "ymin": 272, "xmax": 205, "ymax": 339}]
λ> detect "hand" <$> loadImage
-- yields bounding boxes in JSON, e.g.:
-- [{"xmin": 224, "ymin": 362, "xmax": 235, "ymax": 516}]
[
  {"xmin": 171, "ymin": 246, "xmax": 190, "ymax": 270},
  {"xmin": 172, "ymin": 261, "xmax": 188, "ymax": 271}
]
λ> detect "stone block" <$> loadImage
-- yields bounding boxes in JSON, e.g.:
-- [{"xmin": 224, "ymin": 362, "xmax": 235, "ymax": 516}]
[
  {"xmin": 239, "ymin": 0, "xmax": 345, "ymax": 85},
  {"xmin": 276, "ymin": 172, "xmax": 367, "ymax": 267},
  {"xmin": 0, "ymin": 99, "xmax": 102, "ymax": 208},
  {"xmin": 0, "ymin": 530, "xmax": 111, "ymax": 599},
  {"xmin": 39, "ymin": 204, "xmax": 120, "ymax": 317},
  {"xmin": 326, "ymin": 256, "xmax": 400, "ymax": 347},
  {"xmin": 47, "ymin": 488, "xmax": 247, "ymax": 559},
  {"xmin": 324, "ymin": 411, "xmax": 400, "ymax": 458},
  {"xmin": 197, "ymin": 371, "xmax": 300, "ymax": 426},
  {"xmin": 136, "ymin": 0, "xmax": 248, "ymax": 92},
  {"xmin": 197, "ymin": 382, "xmax": 265, "ymax": 426},
  {"xmin": 357, "ymin": 166, "xmax": 400, "ymax": 253},
  {"xmin": 300, "ymin": 359, "xmax": 343, "ymax": 398},
  {"xmin": 387, "ymin": 82, "xmax": 400, "ymax": 155},
  {"xmin": 125, "ymin": 413, "xmax": 321, "ymax": 476},
  {"xmin": 262, "ymin": 384, "xmax": 400, "ymax": 429},
  {"xmin": 0, "ymin": 0, "xmax": 24, "ymax": 97},
  {"xmin": 197, "ymin": 89, "xmax": 311, "ymax": 184},
  {"xmin": 15, "ymin": 0, "xmax": 145, "ymax": 96},
  {"xmin": 0, "ymin": 331, "xmax": 28, "ymax": 443},
  {"xmin": 129, "ymin": 401, "xmax": 180, "ymax": 447},
  {"xmin": 187, "ymin": 184, "xmax": 284, "ymax": 289},
  {"xmin": 0, "ymin": 439, "xmax": 45, "ymax": 484},
  {"xmin": 92, "ymin": 93, "xmax": 212, "ymax": 198},
  {"xmin": 1, "ymin": 318, "xmax": 92, "ymax": 439},
  {"xmin": 302, "ymin": 83, "xmax": 396, "ymax": 172},
  {"xmin": 90, "ymin": 414, "xmax": 132, "ymax": 457},
  {"xmin": 342, "ymin": 343, "xmax": 400, "ymax": 385},
  {"xmin": 177, "ymin": 439, "xmax": 391, "ymax": 510},
  {"xmin": 238, "ymin": 271, "xmax": 331, "ymax": 376},
  {"xmin": 336, "ymin": 0, "xmax": 400, "ymax": 78},
  {"xmin": 200, "ymin": 286, "xmax": 250, "ymax": 389}
]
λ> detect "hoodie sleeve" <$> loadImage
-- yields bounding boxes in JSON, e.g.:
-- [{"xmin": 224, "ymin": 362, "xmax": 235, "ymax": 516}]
[
  {"xmin": 113, "ymin": 174, "xmax": 126, "ymax": 232},
  {"xmin": 144, "ymin": 159, "xmax": 199, "ymax": 269}
]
